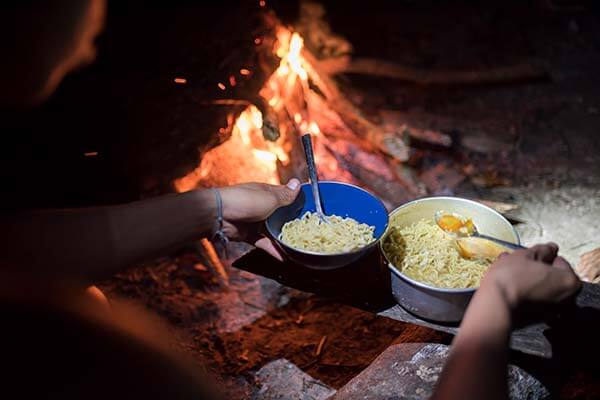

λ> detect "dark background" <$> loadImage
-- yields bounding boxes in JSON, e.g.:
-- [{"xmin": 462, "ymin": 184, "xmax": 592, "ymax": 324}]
[{"xmin": 2, "ymin": 0, "xmax": 599, "ymax": 209}]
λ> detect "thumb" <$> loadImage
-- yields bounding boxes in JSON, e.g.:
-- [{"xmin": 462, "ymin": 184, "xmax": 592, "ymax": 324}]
[{"xmin": 272, "ymin": 178, "xmax": 301, "ymax": 206}]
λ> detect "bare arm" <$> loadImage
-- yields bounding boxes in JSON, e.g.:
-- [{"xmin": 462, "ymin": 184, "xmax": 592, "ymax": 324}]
[
  {"xmin": 0, "ymin": 179, "xmax": 301, "ymax": 285},
  {"xmin": 431, "ymin": 244, "xmax": 581, "ymax": 400},
  {"xmin": 0, "ymin": 189, "xmax": 217, "ymax": 284},
  {"xmin": 431, "ymin": 278, "xmax": 512, "ymax": 400}
]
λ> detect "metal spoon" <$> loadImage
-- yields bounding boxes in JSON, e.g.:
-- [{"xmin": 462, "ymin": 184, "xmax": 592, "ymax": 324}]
[
  {"xmin": 434, "ymin": 210, "xmax": 525, "ymax": 259},
  {"xmin": 301, "ymin": 134, "xmax": 328, "ymax": 224}
]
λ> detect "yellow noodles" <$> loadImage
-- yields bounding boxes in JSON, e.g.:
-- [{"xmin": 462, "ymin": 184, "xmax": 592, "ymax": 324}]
[
  {"xmin": 280, "ymin": 212, "xmax": 375, "ymax": 254},
  {"xmin": 382, "ymin": 219, "xmax": 491, "ymax": 288}
]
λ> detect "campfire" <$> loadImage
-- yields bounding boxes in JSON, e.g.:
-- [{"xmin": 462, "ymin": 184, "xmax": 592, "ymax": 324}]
[{"xmin": 173, "ymin": 4, "xmax": 420, "ymax": 209}]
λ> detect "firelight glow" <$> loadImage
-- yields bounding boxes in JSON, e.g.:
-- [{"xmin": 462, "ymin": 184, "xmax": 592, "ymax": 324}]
[{"xmin": 175, "ymin": 27, "xmax": 333, "ymax": 193}]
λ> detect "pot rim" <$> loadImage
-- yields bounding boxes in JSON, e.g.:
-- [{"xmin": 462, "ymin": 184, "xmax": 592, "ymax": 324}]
[{"xmin": 381, "ymin": 196, "xmax": 521, "ymax": 294}]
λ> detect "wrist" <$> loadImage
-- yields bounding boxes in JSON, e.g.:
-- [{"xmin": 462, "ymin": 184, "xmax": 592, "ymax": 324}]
[
  {"xmin": 216, "ymin": 187, "xmax": 236, "ymax": 221},
  {"xmin": 191, "ymin": 188, "xmax": 218, "ymax": 237},
  {"xmin": 484, "ymin": 268, "xmax": 521, "ymax": 312},
  {"xmin": 458, "ymin": 278, "xmax": 513, "ymax": 345}
]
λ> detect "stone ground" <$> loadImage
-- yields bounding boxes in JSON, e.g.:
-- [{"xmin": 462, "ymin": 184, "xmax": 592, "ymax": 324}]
[
  {"xmin": 252, "ymin": 343, "xmax": 552, "ymax": 400},
  {"xmin": 470, "ymin": 183, "xmax": 600, "ymax": 266}
]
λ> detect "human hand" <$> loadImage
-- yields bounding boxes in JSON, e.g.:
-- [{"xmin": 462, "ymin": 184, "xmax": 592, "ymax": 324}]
[
  {"xmin": 482, "ymin": 243, "xmax": 581, "ymax": 311},
  {"xmin": 217, "ymin": 179, "xmax": 301, "ymax": 260}
]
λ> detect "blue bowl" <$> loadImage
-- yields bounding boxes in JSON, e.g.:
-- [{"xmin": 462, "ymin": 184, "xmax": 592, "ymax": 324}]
[{"xmin": 265, "ymin": 181, "xmax": 389, "ymax": 269}]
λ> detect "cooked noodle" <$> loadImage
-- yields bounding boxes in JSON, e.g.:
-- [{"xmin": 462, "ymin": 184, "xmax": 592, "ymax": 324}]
[
  {"xmin": 279, "ymin": 212, "xmax": 376, "ymax": 254},
  {"xmin": 382, "ymin": 219, "xmax": 491, "ymax": 288}
]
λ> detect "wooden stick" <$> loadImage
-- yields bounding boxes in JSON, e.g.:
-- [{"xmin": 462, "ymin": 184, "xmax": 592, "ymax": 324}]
[
  {"xmin": 200, "ymin": 238, "xmax": 229, "ymax": 286},
  {"xmin": 320, "ymin": 56, "xmax": 548, "ymax": 85},
  {"xmin": 473, "ymin": 199, "xmax": 520, "ymax": 214},
  {"xmin": 315, "ymin": 335, "xmax": 327, "ymax": 356}
]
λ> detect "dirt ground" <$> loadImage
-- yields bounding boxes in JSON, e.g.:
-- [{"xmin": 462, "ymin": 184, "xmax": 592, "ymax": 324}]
[{"xmin": 100, "ymin": 255, "xmax": 451, "ymax": 397}]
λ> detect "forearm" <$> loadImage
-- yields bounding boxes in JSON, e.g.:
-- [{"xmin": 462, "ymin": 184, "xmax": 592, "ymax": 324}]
[
  {"xmin": 431, "ymin": 281, "xmax": 512, "ymax": 400},
  {"xmin": 0, "ymin": 189, "xmax": 216, "ymax": 283}
]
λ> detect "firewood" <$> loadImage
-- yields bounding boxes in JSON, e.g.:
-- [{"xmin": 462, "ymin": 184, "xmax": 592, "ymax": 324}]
[
  {"xmin": 200, "ymin": 238, "xmax": 229, "ymax": 287},
  {"xmin": 473, "ymin": 200, "xmax": 519, "ymax": 214},
  {"xmin": 315, "ymin": 335, "xmax": 327, "ymax": 357},
  {"xmin": 379, "ymin": 109, "xmax": 512, "ymax": 139},
  {"xmin": 302, "ymin": 50, "xmax": 410, "ymax": 161},
  {"xmin": 325, "ymin": 139, "xmax": 417, "ymax": 206},
  {"xmin": 321, "ymin": 56, "xmax": 548, "ymax": 85},
  {"xmin": 391, "ymin": 125, "xmax": 452, "ymax": 148},
  {"xmin": 252, "ymin": 95, "xmax": 281, "ymax": 141},
  {"xmin": 419, "ymin": 163, "xmax": 466, "ymax": 195},
  {"xmin": 296, "ymin": 1, "xmax": 352, "ymax": 59},
  {"xmin": 206, "ymin": 98, "xmax": 280, "ymax": 142}
]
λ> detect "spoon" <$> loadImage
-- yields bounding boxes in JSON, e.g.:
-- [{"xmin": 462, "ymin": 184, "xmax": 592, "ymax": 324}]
[
  {"xmin": 301, "ymin": 134, "xmax": 328, "ymax": 224},
  {"xmin": 434, "ymin": 211, "xmax": 525, "ymax": 260}
]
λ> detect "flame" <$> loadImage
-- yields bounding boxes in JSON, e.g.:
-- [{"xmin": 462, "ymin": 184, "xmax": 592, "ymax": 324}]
[
  {"xmin": 175, "ymin": 28, "xmax": 328, "ymax": 192},
  {"xmin": 288, "ymin": 33, "xmax": 308, "ymax": 81},
  {"xmin": 252, "ymin": 149, "xmax": 277, "ymax": 163},
  {"xmin": 308, "ymin": 121, "xmax": 320, "ymax": 136},
  {"xmin": 273, "ymin": 30, "xmax": 308, "ymax": 82},
  {"xmin": 174, "ymin": 104, "xmax": 280, "ymax": 191}
]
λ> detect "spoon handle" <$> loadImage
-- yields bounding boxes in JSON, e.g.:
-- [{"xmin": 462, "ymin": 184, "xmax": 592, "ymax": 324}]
[
  {"xmin": 301, "ymin": 134, "xmax": 325, "ymax": 217},
  {"xmin": 475, "ymin": 233, "xmax": 526, "ymax": 250}
]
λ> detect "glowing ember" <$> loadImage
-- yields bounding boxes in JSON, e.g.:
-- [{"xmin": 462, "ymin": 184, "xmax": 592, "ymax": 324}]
[
  {"xmin": 174, "ymin": 105, "xmax": 281, "ymax": 191},
  {"xmin": 252, "ymin": 149, "xmax": 277, "ymax": 163},
  {"xmin": 217, "ymin": 82, "xmax": 226, "ymax": 90},
  {"xmin": 173, "ymin": 77, "xmax": 187, "ymax": 84},
  {"xmin": 308, "ymin": 121, "xmax": 320, "ymax": 136},
  {"xmin": 240, "ymin": 68, "xmax": 251, "ymax": 76},
  {"xmin": 287, "ymin": 34, "xmax": 308, "ymax": 81}
]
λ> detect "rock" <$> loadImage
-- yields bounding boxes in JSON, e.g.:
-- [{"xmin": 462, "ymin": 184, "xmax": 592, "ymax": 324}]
[
  {"xmin": 334, "ymin": 343, "xmax": 549, "ymax": 400},
  {"xmin": 576, "ymin": 248, "xmax": 600, "ymax": 283},
  {"xmin": 460, "ymin": 134, "xmax": 514, "ymax": 154},
  {"xmin": 254, "ymin": 358, "xmax": 336, "ymax": 400}
]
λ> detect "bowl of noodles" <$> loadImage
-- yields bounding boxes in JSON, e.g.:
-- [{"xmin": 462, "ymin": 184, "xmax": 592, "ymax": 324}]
[
  {"xmin": 381, "ymin": 197, "xmax": 520, "ymax": 322},
  {"xmin": 266, "ymin": 181, "xmax": 388, "ymax": 269}
]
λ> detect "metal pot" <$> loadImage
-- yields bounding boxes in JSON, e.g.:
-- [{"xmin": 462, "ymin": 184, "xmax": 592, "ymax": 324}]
[{"xmin": 381, "ymin": 197, "xmax": 520, "ymax": 323}]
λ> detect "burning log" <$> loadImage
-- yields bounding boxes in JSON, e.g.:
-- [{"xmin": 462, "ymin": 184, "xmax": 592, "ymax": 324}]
[
  {"xmin": 302, "ymin": 50, "xmax": 410, "ymax": 162},
  {"xmin": 325, "ymin": 138, "xmax": 418, "ymax": 207},
  {"xmin": 176, "ymin": 5, "xmax": 425, "ymax": 215}
]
